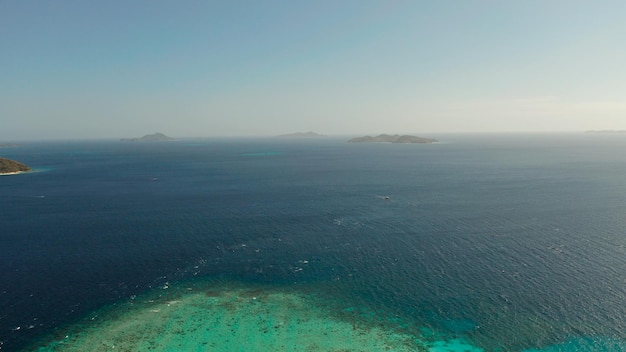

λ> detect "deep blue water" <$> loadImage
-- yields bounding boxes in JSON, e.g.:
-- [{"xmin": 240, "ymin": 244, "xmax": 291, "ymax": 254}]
[{"xmin": 2, "ymin": 134, "xmax": 626, "ymax": 351}]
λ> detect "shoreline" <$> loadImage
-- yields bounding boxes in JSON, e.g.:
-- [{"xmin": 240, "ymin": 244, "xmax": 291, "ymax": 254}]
[{"xmin": 0, "ymin": 170, "xmax": 29, "ymax": 176}]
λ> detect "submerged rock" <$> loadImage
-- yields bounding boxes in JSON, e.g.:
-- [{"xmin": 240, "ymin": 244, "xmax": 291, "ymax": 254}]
[{"xmin": 27, "ymin": 280, "xmax": 482, "ymax": 351}]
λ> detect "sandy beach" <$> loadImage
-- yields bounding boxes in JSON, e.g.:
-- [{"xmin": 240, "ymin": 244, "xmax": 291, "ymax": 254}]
[{"xmin": 0, "ymin": 171, "xmax": 28, "ymax": 176}]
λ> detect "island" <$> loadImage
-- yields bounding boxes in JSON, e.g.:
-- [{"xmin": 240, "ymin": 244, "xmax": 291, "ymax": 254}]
[
  {"xmin": 348, "ymin": 134, "xmax": 437, "ymax": 144},
  {"xmin": 121, "ymin": 133, "xmax": 175, "ymax": 142},
  {"xmin": 0, "ymin": 157, "xmax": 32, "ymax": 175},
  {"xmin": 276, "ymin": 131, "xmax": 325, "ymax": 138}
]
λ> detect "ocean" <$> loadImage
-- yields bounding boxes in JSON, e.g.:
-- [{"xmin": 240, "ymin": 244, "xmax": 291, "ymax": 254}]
[{"xmin": 1, "ymin": 134, "xmax": 626, "ymax": 351}]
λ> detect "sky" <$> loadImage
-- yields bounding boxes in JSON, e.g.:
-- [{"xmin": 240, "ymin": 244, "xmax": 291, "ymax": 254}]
[{"xmin": 2, "ymin": 0, "xmax": 626, "ymax": 140}]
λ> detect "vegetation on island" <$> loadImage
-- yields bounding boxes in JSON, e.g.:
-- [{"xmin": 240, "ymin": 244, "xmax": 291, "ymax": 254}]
[
  {"xmin": 348, "ymin": 134, "xmax": 437, "ymax": 144},
  {"xmin": 0, "ymin": 157, "xmax": 32, "ymax": 174},
  {"xmin": 120, "ymin": 132, "xmax": 175, "ymax": 142}
]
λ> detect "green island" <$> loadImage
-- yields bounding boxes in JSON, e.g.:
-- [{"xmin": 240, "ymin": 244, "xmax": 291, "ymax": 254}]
[
  {"xmin": 0, "ymin": 157, "xmax": 31, "ymax": 175},
  {"xmin": 349, "ymin": 134, "xmax": 438, "ymax": 144}
]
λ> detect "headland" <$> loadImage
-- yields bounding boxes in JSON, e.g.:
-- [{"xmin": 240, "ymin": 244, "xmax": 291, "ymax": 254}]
[{"xmin": 0, "ymin": 157, "xmax": 31, "ymax": 175}]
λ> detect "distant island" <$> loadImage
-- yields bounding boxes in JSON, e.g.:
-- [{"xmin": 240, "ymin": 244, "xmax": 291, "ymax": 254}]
[
  {"xmin": 349, "ymin": 134, "xmax": 437, "ymax": 144},
  {"xmin": 0, "ymin": 157, "xmax": 32, "ymax": 175},
  {"xmin": 585, "ymin": 130, "xmax": 626, "ymax": 134},
  {"xmin": 121, "ymin": 133, "xmax": 175, "ymax": 142},
  {"xmin": 276, "ymin": 131, "xmax": 325, "ymax": 138}
]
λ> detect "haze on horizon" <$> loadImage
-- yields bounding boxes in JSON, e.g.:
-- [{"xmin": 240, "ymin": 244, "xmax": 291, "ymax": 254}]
[{"xmin": 2, "ymin": 1, "xmax": 626, "ymax": 141}]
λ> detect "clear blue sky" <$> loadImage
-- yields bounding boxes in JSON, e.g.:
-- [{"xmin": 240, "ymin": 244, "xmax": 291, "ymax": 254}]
[{"xmin": 2, "ymin": 0, "xmax": 626, "ymax": 140}]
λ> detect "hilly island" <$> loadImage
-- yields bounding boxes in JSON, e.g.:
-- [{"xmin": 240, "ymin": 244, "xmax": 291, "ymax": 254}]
[
  {"xmin": 120, "ymin": 132, "xmax": 175, "ymax": 142},
  {"xmin": 349, "ymin": 134, "xmax": 437, "ymax": 143},
  {"xmin": 0, "ymin": 157, "xmax": 31, "ymax": 175}
]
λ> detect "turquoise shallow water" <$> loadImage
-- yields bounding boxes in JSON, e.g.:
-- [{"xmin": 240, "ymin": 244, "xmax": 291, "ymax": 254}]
[
  {"xmin": 2, "ymin": 134, "xmax": 626, "ymax": 351},
  {"xmin": 28, "ymin": 279, "xmax": 486, "ymax": 352}
]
